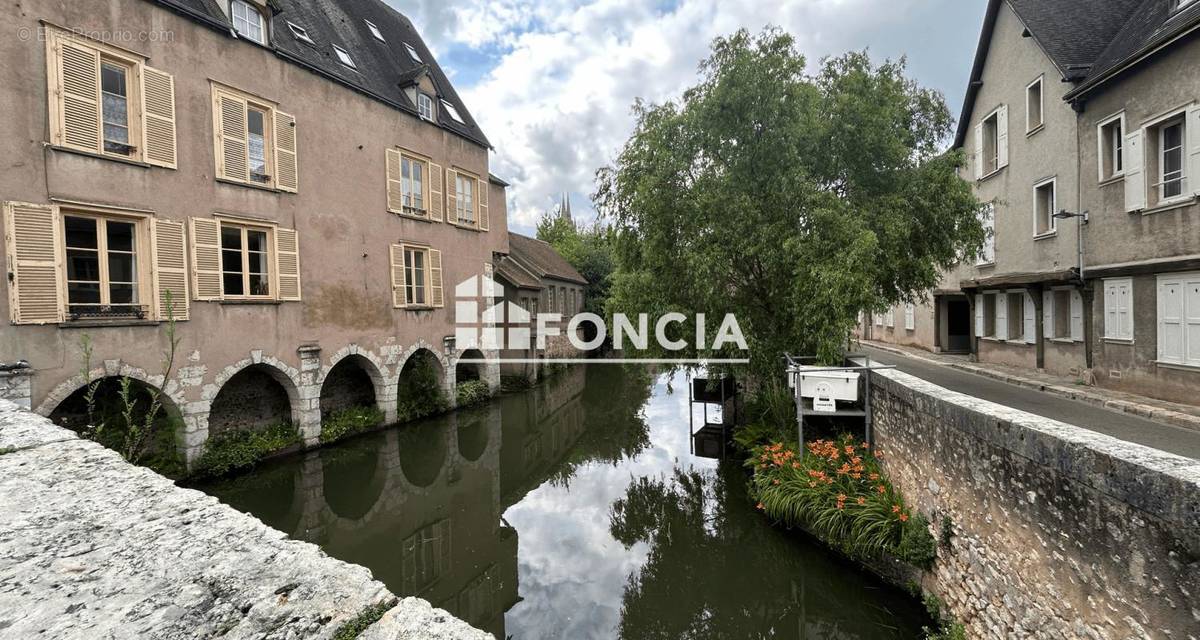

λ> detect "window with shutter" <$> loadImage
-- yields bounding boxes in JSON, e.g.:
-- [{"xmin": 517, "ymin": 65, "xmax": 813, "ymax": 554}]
[
  {"xmin": 3, "ymin": 202, "xmax": 64, "ymax": 324},
  {"xmin": 275, "ymin": 228, "xmax": 301, "ymax": 301},
  {"xmin": 904, "ymin": 303, "xmax": 915, "ymax": 331},
  {"xmin": 46, "ymin": 27, "xmax": 177, "ymax": 168},
  {"xmin": 61, "ymin": 211, "xmax": 150, "ymax": 321},
  {"xmin": 1022, "ymin": 291, "xmax": 1036, "ymax": 344},
  {"xmin": 429, "ymin": 162, "xmax": 444, "ymax": 222},
  {"xmin": 390, "ymin": 244, "xmax": 440, "ymax": 308},
  {"xmin": 994, "ymin": 292, "xmax": 1008, "ymax": 340},
  {"xmin": 152, "ymin": 218, "xmax": 189, "ymax": 320},
  {"xmin": 479, "ymin": 181, "xmax": 489, "ymax": 231},
  {"xmin": 212, "ymin": 83, "xmax": 294, "ymax": 192},
  {"xmin": 1070, "ymin": 290, "xmax": 1084, "ymax": 342},
  {"xmin": 390, "ymin": 244, "xmax": 407, "ymax": 309},
  {"xmin": 275, "ymin": 111, "xmax": 298, "ymax": 192},
  {"xmin": 1125, "ymin": 129, "xmax": 1146, "ymax": 212},
  {"xmin": 189, "ymin": 217, "xmax": 222, "ymax": 300},
  {"xmin": 1157, "ymin": 273, "xmax": 1200, "ymax": 366}
]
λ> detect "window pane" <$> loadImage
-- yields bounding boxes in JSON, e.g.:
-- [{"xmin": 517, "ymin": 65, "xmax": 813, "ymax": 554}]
[
  {"xmin": 221, "ymin": 226, "xmax": 243, "ymax": 250},
  {"xmin": 67, "ymin": 250, "xmax": 100, "ymax": 281},
  {"xmin": 222, "ymin": 249, "xmax": 242, "ymax": 272},
  {"xmin": 106, "ymin": 220, "xmax": 135, "ymax": 252},
  {"xmin": 249, "ymin": 272, "xmax": 270, "ymax": 296},
  {"xmin": 68, "ymin": 282, "xmax": 101, "ymax": 305},
  {"xmin": 248, "ymin": 110, "xmax": 267, "ymax": 177},
  {"xmin": 223, "ymin": 273, "xmax": 244, "ymax": 296},
  {"xmin": 109, "ymin": 283, "xmax": 136, "ymax": 304},
  {"xmin": 101, "ymin": 64, "xmax": 129, "ymax": 150},
  {"xmin": 108, "ymin": 252, "xmax": 135, "ymax": 283},
  {"xmin": 246, "ymin": 230, "xmax": 267, "ymax": 253},
  {"xmin": 65, "ymin": 216, "xmax": 97, "ymax": 249}
]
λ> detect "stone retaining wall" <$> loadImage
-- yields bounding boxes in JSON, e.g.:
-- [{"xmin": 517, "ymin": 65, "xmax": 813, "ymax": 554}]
[
  {"xmin": 0, "ymin": 399, "xmax": 491, "ymax": 640},
  {"xmin": 869, "ymin": 369, "xmax": 1200, "ymax": 639}
]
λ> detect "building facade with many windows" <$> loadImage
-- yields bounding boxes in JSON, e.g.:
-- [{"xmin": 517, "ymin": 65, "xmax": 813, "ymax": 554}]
[{"xmin": 0, "ymin": 0, "xmax": 508, "ymax": 463}]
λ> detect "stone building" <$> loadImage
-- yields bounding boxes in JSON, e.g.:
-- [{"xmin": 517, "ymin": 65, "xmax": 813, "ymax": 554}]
[
  {"xmin": 869, "ymin": 0, "xmax": 1200, "ymax": 405},
  {"xmin": 0, "ymin": 0, "xmax": 508, "ymax": 464},
  {"xmin": 494, "ymin": 232, "xmax": 588, "ymax": 380}
]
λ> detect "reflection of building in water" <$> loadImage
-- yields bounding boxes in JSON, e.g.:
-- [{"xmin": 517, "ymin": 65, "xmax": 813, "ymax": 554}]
[{"xmin": 499, "ymin": 365, "xmax": 588, "ymax": 507}]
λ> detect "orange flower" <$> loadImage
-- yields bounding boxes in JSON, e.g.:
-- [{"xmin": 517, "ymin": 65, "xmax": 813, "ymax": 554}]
[
  {"xmin": 756, "ymin": 502, "xmax": 764, "ymax": 510},
  {"xmin": 837, "ymin": 494, "xmax": 847, "ymax": 502},
  {"xmin": 791, "ymin": 461, "xmax": 801, "ymax": 469},
  {"xmin": 844, "ymin": 445, "xmax": 855, "ymax": 455},
  {"xmin": 899, "ymin": 513, "xmax": 909, "ymax": 522},
  {"xmin": 856, "ymin": 497, "xmax": 866, "ymax": 506},
  {"xmin": 877, "ymin": 485, "xmax": 887, "ymax": 494},
  {"xmin": 891, "ymin": 504, "xmax": 901, "ymax": 513},
  {"xmin": 772, "ymin": 479, "xmax": 781, "ymax": 485},
  {"xmin": 869, "ymin": 473, "xmax": 880, "ymax": 481}
]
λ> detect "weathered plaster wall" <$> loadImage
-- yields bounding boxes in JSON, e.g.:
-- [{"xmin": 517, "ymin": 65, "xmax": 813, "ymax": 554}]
[
  {"xmin": 869, "ymin": 368, "xmax": 1200, "ymax": 639},
  {"xmin": 0, "ymin": 399, "xmax": 491, "ymax": 640}
]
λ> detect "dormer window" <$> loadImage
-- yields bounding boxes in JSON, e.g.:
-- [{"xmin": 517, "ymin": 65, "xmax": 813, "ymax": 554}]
[
  {"xmin": 287, "ymin": 22, "xmax": 314, "ymax": 45},
  {"xmin": 365, "ymin": 20, "xmax": 385, "ymax": 42},
  {"xmin": 333, "ymin": 45, "xmax": 356, "ymax": 69},
  {"xmin": 417, "ymin": 93, "xmax": 433, "ymax": 120},
  {"xmin": 231, "ymin": 0, "xmax": 266, "ymax": 45},
  {"xmin": 1174, "ymin": 0, "xmax": 1198, "ymax": 12},
  {"xmin": 404, "ymin": 43, "xmax": 422, "ymax": 63},
  {"xmin": 441, "ymin": 100, "xmax": 464, "ymax": 124}
]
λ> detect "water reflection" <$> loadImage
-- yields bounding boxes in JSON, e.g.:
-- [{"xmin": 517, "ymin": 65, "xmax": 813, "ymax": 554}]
[{"xmin": 203, "ymin": 365, "xmax": 927, "ymax": 639}]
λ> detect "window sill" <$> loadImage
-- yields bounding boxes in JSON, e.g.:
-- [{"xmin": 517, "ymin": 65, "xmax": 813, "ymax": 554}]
[
  {"xmin": 216, "ymin": 177, "xmax": 284, "ymax": 194},
  {"xmin": 1098, "ymin": 174, "xmax": 1125, "ymax": 187},
  {"xmin": 400, "ymin": 305, "xmax": 437, "ymax": 311},
  {"xmin": 219, "ymin": 299, "xmax": 282, "ymax": 305},
  {"xmin": 390, "ymin": 209, "xmax": 433, "ymax": 222},
  {"xmin": 59, "ymin": 318, "xmax": 160, "ymax": 329},
  {"xmin": 975, "ymin": 261, "xmax": 996, "ymax": 269},
  {"xmin": 1048, "ymin": 337, "xmax": 1081, "ymax": 344},
  {"xmin": 1033, "ymin": 231, "xmax": 1058, "ymax": 241},
  {"xmin": 1102, "ymin": 337, "xmax": 1134, "ymax": 345},
  {"xmin": 1025, "ymin": 124, "xmax": 1044, "ymax": 137},
  {"xmin": 1140, "ymin": 196, "xmax": 1196, "ymax": 216},
  {"xmin": 51, "ymin": 145, "xmax": 153, "ymax": 169},
  {"xmin": 1156, "ymin": 360, "xmax": 1200, "ymax": 373},
  {"xmin": 977, "ymin": 167, "xmax": 1004, "ymax": 183},
  {"xmin": 450, "ymin": 221, "xmax": 483, "ymax": 232}
]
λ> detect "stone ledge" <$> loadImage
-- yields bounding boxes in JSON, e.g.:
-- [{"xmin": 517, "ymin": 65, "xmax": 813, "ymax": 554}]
[{"xmin": 0, "ymin": 399, "xmax": 490, "ymax": 640}]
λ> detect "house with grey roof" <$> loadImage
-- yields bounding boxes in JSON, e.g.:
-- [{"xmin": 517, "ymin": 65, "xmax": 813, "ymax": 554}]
[{"xmin": 868, "ymin": 0, "xmax": 1200, "ymax": 405}]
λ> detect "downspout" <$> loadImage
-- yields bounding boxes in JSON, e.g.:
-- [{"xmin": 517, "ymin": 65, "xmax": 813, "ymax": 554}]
[{"xmin": 1073, "ymin": 97, "xmax": 1094, "ymax": 370}]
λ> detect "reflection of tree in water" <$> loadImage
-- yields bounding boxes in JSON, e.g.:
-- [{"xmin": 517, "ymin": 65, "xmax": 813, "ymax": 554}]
[{"xmin": 609, "ymin": 464, "xmax": 928, "ymax": 640}]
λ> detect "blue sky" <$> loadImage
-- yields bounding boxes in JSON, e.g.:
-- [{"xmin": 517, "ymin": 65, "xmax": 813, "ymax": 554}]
[{"xmin": 385, "ymin": 0, "xmax": 989, "ymax": 234}]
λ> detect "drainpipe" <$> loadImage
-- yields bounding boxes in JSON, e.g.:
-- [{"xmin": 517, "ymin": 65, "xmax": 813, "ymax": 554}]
[{"xmin": 1032, "ymin": 283, "xmax": 1045, "ymax": 369}]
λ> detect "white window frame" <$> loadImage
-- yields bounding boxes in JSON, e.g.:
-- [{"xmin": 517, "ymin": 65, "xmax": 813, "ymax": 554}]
[
  {"xmin": 1158, "ymin": 117, "xmax": 1187, "ymax": 204},
  {"xmin": 404, "ymin": 43, "xmax": 422, "ymax": 63},
  {"xmin": 441, "ymin": 100, "xmax": 464, "ymax": 124},
  {"xmin": 400, "ymin": 153, "xmax": 427, "ymax": 214},
  {"xmin": 885, "ymin": 307, "xmax": 895, "ymax": 328},
  {"xmin": 1026, "ymin": 76, "xmax": 1044, "ymax": 133},
  {"xmin": 218, "ymin": 221, "xmax": 275, "ymax": 300},
  {"xmin": 365, "ymin": 19, "xmax": 385, "ymax": 42},
  {"xmin": 1103, "ymin": 278, "xmax": 1134, "ymax": 342},
  {"xmin": 904, "ymin": 303, "xmax": 916, "ymax": 331},
  {"xmin": 231, "ymin": 0, "xmax": 266, "ymax": 45},
  {"xmin": 1033, "ymin": 177, "xmax": 1057, "ymax": 238},
  {"xmin": 403, "ymin": 245, "xmax": 430, "ymax": 306},
  {"xmin": 332, "ymin": 45, "xmax": 356, "ymax": 69},
  {"xmin": 981, "ymin": 107, "xmax": 1001, "ymax": 176},
  {"xmin": 1097, "ymin": 111, "xmax": 1126, "ymax": 182},
  {"xmin": 287, "ymin": 22, "xmax": 314, "ymax": 45},
  {"xmin": 417, "ymin": 93, "xmax": 434, "ymax": 121},
  {"xmin": 1156, "ymin": 272, "xmax": 1200, "ymax": 367}
]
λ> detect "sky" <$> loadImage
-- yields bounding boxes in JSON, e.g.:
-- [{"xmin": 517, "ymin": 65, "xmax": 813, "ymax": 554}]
[{"xmin": 384, "ymin": 0, "xmax": 989, "ymax": 235}]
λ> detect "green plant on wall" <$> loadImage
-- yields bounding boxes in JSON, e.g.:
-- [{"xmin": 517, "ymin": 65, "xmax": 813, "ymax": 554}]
[
  {"xmin": 396, "ymin": 354, "xmax": 447, "ymax": 423},
  {"xmin": 193, "ymin": 421, "xmax": 300, "ymax": 479},
  {"xmin": 319, "ymin": 406, "xmax": 385, "ymax": 444},
  {"xmin": 455, "ymin": 379, "xmax": 491, "ymax": 408}
]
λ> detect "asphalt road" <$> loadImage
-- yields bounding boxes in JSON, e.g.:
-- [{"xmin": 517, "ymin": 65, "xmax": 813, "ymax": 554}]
[{"xmin": 860, "ymin": 345, "xmax": 1200, "ymax": 460}]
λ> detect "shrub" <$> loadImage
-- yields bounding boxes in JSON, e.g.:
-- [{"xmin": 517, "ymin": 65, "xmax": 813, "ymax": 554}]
[
  {"xmin": 896, "ymin": 513, "xmax": 937, "ymax": 569},
  {"xmin": 332, "ymin": 599, "xmax": 397, "ymax": 640},
  {"xmin": 455, "ymin": 380, "xmax": 491, "ymax": 408},
  {"xmin": 396, "ymin": 358, "xmax": 447, "ymax": 423},
  {"xmin": 747, "ymin": 434, "xmax": 935, "ymax": 566},
  {"xmin": 320, "ymin": 406, "xmax": 385, "ymax": 444},
  {"xmin": 193, "ymin": 422, "xmax": 299, "ymax": 479}
]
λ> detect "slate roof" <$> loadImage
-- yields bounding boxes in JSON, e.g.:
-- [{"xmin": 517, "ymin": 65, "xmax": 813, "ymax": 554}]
[
  {"xmin": 952, "ymin": 0, "xmax": 1200, "ymax": 148},
  {"xmin": 507, "ymin": 233, "xmax": 588, "ymax": 286},
  {"xmin": 494, "ymin": 256, "xmax": 542, "ymax": 291},
  {"xmin": 149, "ymin": 0, "xmax": 490, "ymax": 148}
]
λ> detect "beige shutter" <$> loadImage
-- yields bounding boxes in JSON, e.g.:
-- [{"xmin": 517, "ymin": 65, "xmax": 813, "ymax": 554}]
[
  {"xmin": 1124, "ymin": 129, "xmax": 1146, "ymax": 212},
  {"xmin": 1070, "ymin": 289, "xmax": 1083, "ymax": 341},
  {"xmin": 151, "ymin": 218, "xmax": 189, "ymax": 320},
  {"xmin": 3, "ymin": 202, "xmax": 64, "ymax": 324},
  {"xmin": 275, "ymin": 228, "xmax": 301, "ymax": 301},
  {"xmin": 446, "ymin": 168, "xmax": 458, "ymax": 223},
  {"xmin": 1023, "ymin": 291, "xmax": 1036, "ymax": 344},
  {"xmin": 1043, "ymin": 289, "xmax": 1054, "ymax": 339},
  {"xmin": 429, "ymin": 162, "xmax": 444, "ymax": 222},
  {"xmin": 996, "ymin": 105, "xmax": 1009, "ymax": 169},
  {"xmin": 215, "ymin": 90, "xmax": 249, "ymax": 182},
  {"xmin": 189, "ymin": 217, "xmax": 223, "ymax": 300},
  {"xmin": 973, "ymin": 122, "xmax": 984, "ymax": 180},
  {"xmin": 54, "ymin": 38, "xmax": 102, "ymax": 153},
  {"xmin": 390, "ymin": 244, "xmax": 407, "ymax": 308},
  {"xmin": 142, "ymin": 66, "xmax": 177, "ymax": 169},
  {"xmin": 1187, "ymin": 105, "xmax": 1200, "ymax": 197},
  {"xmin": 386, "ymin": 149, "xmax": 403, "ymax": 213},
  {"xmin": 275, "ymin": 111, "xmax": 298, "ymax": 193},
  {"xmin": 478, "ymin": 179, "xmax": 489, "ymax": 231},
  {"xmin": 974, "ymin": 294, "xmax": 985, "ymax": 336},
  {"xmin": 429, "ymin": 249, "xmax": 444, "ymax": 308}
]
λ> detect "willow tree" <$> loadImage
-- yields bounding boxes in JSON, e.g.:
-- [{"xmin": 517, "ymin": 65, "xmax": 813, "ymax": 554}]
[{"xmin": 595, "ymin": 28, "xmax": 983, "ymax": 379}]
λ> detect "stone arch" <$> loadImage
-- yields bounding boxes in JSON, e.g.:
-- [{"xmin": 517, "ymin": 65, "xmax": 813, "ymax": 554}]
[
  {"xmin": 395, "ymin": 346, "xmax": 448, "ymax": 423},
  {"xmin": 37, "ymin": 360, "xmax": 185, "ymax": 418},
  {"xmin": 319, "ymin": 353, "xmax": 385, "ymax": 419},
  {"xmin": 208, "ymin": 362, "xmax": 301, "ymax": 438},
  {"xmin": 455, "ymin": 348, "xmax": 486, "ymax": 383}
]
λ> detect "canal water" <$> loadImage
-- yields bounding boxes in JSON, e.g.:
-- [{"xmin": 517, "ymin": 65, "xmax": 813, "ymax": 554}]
[{"xmin": 201, "ymin": 365, "xmax": 930, "ymax": 639}]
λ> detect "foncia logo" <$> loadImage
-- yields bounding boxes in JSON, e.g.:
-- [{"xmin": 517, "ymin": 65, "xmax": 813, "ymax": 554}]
[{"xmin": 453, "ymin": 274, "xmax": 749, "ymax": 364}]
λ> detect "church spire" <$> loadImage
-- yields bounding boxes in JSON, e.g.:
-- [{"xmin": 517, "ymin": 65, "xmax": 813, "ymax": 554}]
[{"xmin": 559, "ymin": 192, "xmax": 573, "ymax": 222}]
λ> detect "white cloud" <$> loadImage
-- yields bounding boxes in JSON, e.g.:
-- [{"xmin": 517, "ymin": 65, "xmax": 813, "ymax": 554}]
[{"xmin": 392, "ymin": 0, "xmax": 985, "ymax": 234}]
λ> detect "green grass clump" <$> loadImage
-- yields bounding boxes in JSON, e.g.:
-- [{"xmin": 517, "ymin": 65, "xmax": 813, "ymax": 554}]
[
  {"xmin": 319, "ymin": 406, "xmax": 385, "ymax": 444},
  {"xmin": 332, "ymin": 598, "xmax": 397, "ymax": 640},
  {"xmin": 193, "ymin": 422, "xmax": 299, "ymax": 479},
  {"xmin": 455, "ymin": 379, "xmax": 491, "ymax": 408}
]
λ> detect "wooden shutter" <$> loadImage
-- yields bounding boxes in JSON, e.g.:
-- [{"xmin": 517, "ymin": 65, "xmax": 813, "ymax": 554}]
[
  {"xmin": 151, "ymin": 218, "xmax": 189, "ymax": 320},
  {"xmin": 974, "ymin": 294, "xmax": 984, "ymax": 336},
  {"xmin": 904, "ymin": 303, "xmax": 915, "ymax": 331},
  {"xmin": 390, "ymin": 244, "xmax": 406, "ymax": 308},
  {"xmin": 386, "ymin": 149, "xmax": 404, "ymax": 213},
  {"xmin": 995, "ymin": 293, "xmax": 1008, "ymax": 340},
  {"xmin": 275, "ymin": 111, "xmax": 298, "ymax": 193},
  {"xmin": 973, "ymin": 123, "xmax": 984, "ymax": 180},
  {"xmin": 1069, "ymin": 289, "xmax": 1083, "ymax": 342},
  {"xmin": 1125, "ymin": 129, "xmax": 1146, "ymax": 212},
  {"xmin": 275, "ymin": 228, "xmax": 301, "ymax": 301},
  {"xmin": 446, "ymin": 168, "xmax": 458, "ymax": 223},
  {"xmin": 1186, "ymin": 277, "xmax": 1200, "ymax": 365},
  {"xmin": 189, "ymin": 217, "xmax": 223, "ymax": 300},
  {"xmin": 478, "ymin": 179, "xmax": 489, "ymax": 231},
  {"xmin": 429, "ymin": 249, "xmax": 444, "ymax": 308},
  {"xmin": 215, "ymin": 90, "xmax": 249, "ymax": 182},
  {"xmin": 1104, "ymin": 281, "xmax": 1118, "ymax": 339},
  {"xmin": 1159, "ymin": 278, "xmax": 1183, "ymax": 362},
  {"xmin": 1043, "ymin": 290, "xmax": 1054, "ymax": 339},
  {"xmin": 142, "ymin": 66, "xmax": 178, "ymax": 169},
  {"xmin": 1023, "ymin": 291, "xmax": 1036, "ymax": 343},
  {"xmin": 996, "ymin": 105, "xmax": 1009, "ymax": 169},
  {"xmin": 3, "ymin": 202, "xmax": 63, "ymax": 324},
  {"xmin": 54, "ymin": 38, "xmax": 102, "ymax": 153},
  {"xmin": 1118, "ymin": 281, "xmax": 1133, "ymax": 341},
  {"xmin": 1187, "ymin": 106, "xmax": 1200, "ymax": 197},
  {"xmin": 429, "ymin": 162, "xmax": 444, "ymax": 222}
]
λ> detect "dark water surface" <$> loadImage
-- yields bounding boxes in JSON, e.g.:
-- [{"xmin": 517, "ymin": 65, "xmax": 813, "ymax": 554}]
[{"xmin": 201, "ymin": 365, "xmax": 930, "ymax": 639}]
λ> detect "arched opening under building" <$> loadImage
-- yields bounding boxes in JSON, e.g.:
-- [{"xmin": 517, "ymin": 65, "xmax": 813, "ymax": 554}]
[
  {"xmin": 397, "ymin": 417, "xmax": 448, "ymax": 488},
  {"xmin": 318, "ymin": 355, "xmax": 383, "ymax": 441},
  {"xmin": 455, "ymin": 349, "xmax": 491, "ymax": 408},
  {"xmin": 208, "ymin": 364, "xmax": 296, "ymax": 438},
  {"xmin": 322, "ymin": 435, "xmax": 387, "ymax": 521},
  {"xmin": 456, "ymin": 407, "xmax": 490, "ymax": 462},
  {"xmin": 49, "ymin": 376, "xmax": 184, "ymax": 476},
  {"xmin": 396, "ymin": 349, "xmax": 446, "ymax": 423}
]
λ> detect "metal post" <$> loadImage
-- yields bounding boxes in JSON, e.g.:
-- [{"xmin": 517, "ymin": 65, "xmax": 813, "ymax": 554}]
[
  {"xmin": 864, "ymin": 356, "xmax": 873, "ymax": 446},
  {"xmin": 795, "ymin": 370, "xmax": 804, "ymax": 455}
]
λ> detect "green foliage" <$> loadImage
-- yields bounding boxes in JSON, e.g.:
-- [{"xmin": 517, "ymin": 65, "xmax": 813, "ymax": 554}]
[
  {"xmin": 732, "ymin": 422, "xmax": 790, "ymax": 453},
  {"xmin": 896, "ymin": 513, "xmax": 937, "ymax": 569},
  {"xmin": 193, "ymin": 422, "xmax": 299, "ymax": 479},
  {"xmin": 921, "ymin": 593, "xmax": 967, "ymax": 640},
  {"xmin": 536, "ymin": 213, "xmax": 616, "ymax": 315},
  {"xmin": 744, "ymin": 379, "xmax": 795, "ymax": 428},
  {"xmin": 595, "ymin": 28, "xmax": 984, "ymax": 378},
  {"xmin": 455, "ymin": 379, "xmax": 491, "ymax": 408},
  {"xmin": 748, "ymin": 435, "xmax": 935, "ymax": 567},
  {"xmin": 332, "ymin": 599, "xmax": 397, "ymax": 640},
  {"xmin": 500, "ymin": 374, "xmax": 535, "ymax": 393},
  {"xmin": 940, "ymin": 515, "xmax": 955, "ymax": 548},
  {"xmin": 319, "ymin": 406, "xmax": 385, "ymax": 444},
  {"xmin": 396, "ymin": 355, "xmax": 447, "ymax": 423}
]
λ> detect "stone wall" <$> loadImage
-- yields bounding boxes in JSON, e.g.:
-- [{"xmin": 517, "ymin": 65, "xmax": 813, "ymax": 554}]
[
  {"xmin": 868, "ymin": 368, "xmax": 1200, "ymax": 639},
  {"xmin": 0, "ymin": 369, "xmax": 32, "ymax": 409},
  {"xmin": 0, "ymin": 399, "xmax": 491, "ymax": 640}
]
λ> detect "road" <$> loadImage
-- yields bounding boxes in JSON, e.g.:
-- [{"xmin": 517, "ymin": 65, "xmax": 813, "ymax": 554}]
[{"xmin": 860, "ymin": 345, "xmax": 1200, "ymax": 460}]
